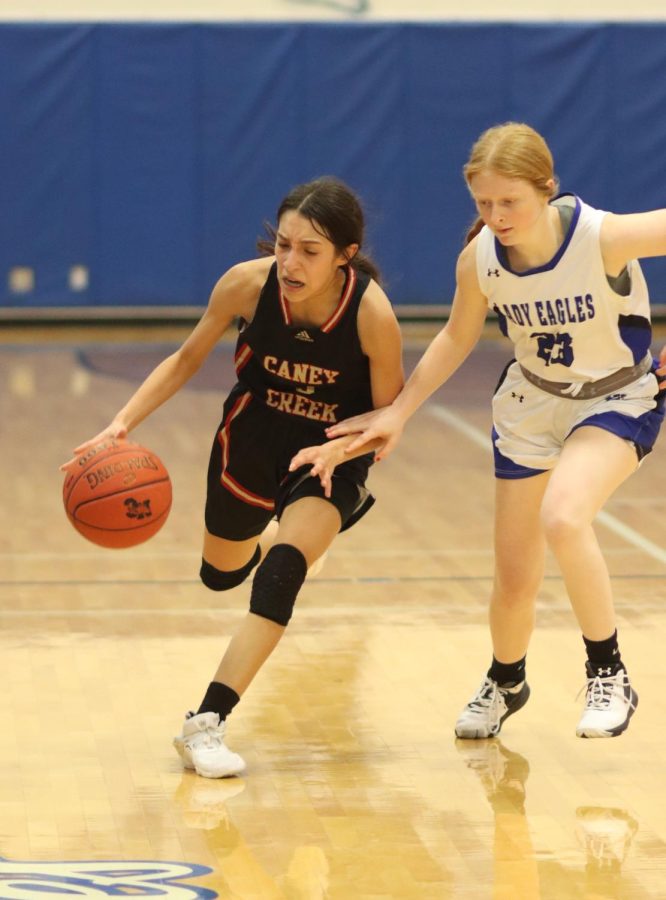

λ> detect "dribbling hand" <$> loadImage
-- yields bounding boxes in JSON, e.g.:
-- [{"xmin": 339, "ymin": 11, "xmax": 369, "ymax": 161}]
[{"xmin": 59, "ymin": 422, "xmax": 129, "ymax": 472}]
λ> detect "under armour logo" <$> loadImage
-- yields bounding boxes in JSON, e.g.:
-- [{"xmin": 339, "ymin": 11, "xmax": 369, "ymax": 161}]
[
  {"xmin": 511, "ymin": 392, "xmax": 525, "ymax": 403},
  {"xmin": 487, "ymin": 268, "xmax": 500, "ymax": 277},
  {"xmin": 124, "ymin": 497, "xmax": 152, "ymax": 520},
  {"xmin": 597, "ymin": 666, "xmax": 613, "ymax": 676},
  {"xmin": 294, "ymin": 329, "xmax": 314, "ymax": 342}
]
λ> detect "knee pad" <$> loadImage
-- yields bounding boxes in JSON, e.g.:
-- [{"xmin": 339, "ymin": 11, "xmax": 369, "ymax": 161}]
[
  {"xmin": 249, "ymin": 543, "xmax": 307, "ymax": 626},
  {"xmin": 200, "ymin": 546, "xmax": 260, "ymax": 591}
]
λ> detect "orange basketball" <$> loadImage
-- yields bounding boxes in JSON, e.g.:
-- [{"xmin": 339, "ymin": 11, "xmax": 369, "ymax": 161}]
[{"xmin": 63, "ymin": 438, "xmax": 172, "ymax": 548}]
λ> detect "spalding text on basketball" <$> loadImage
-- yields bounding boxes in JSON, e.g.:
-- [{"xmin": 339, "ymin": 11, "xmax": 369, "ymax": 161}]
[{"xmin": 85, "ymin": 454, "xmax": 160, "ymax": 489}]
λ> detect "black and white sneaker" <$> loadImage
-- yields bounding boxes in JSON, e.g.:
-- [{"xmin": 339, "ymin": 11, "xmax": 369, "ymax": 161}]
[
  {"xmin": 576, "ymin": 664, "xmax": 638, "ymax": 738},
  {"xmin": 455, "ymin": 676, "xmax": 530, "ymax": 739}
]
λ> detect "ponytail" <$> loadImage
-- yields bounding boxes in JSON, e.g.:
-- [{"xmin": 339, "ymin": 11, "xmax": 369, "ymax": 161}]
[
  {"xmin": 347, "ymin": 249, "xmax": 381, "ymax": 284},
  {"xmin": 465, "ymin": 216, "xmax": 484, "ymax": 246}
]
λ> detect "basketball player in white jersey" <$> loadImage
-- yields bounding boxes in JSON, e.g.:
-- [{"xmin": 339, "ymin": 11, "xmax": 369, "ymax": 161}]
[{"xmin": 313, "ymin": 122, "xmax": 666, "ymax": 740}]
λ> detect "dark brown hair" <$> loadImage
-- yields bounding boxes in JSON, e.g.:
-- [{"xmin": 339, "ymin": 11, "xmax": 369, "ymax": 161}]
[{"xmin": 258, "ymin": 176, "xmax": 381, "ymax": 282}]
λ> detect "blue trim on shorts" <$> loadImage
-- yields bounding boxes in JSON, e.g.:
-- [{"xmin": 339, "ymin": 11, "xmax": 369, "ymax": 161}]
[
  {"xmin": 571, "ymin": 359, "xmax": 665, "ymax": 457},
  {"xmin": 492, "ymin": 427, "xmax": 548, "ymax": 480},
  {"xmin": 570, "ymin": 405, "xmax": 664, "ymax": 458}
]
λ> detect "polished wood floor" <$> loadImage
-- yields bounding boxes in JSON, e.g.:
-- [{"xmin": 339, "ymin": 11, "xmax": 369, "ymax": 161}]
[{"xmin": 2, "ymin": 323, "xmax": 666, "ymax": 899}]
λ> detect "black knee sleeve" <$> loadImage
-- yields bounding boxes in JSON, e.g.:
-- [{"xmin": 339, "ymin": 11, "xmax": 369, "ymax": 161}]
[
  {"xmin": 200, "ymin": 546, "xmax": 261, "ymax": 591},
  {"xmin": 249, "ymin": 543, "xmax": 307, "ymax": 626}
]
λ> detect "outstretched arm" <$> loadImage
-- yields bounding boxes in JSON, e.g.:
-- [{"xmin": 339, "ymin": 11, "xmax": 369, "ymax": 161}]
[
  {"xmin": 60, "ymin": 259, "xmax": 270, "ymax": 469},
  {"xmin": 601, "ymin": 209, "xmax": 666, "ymax": 276},
  {"xmin": 289, "ymin": 433, "xmax": 387, "ymax": 498},
  {"xmin": 600, "ymin": 211, "xmax": 666, "ymax": 390},
  {"xmin": 325, "ymin": 241, "xmax": 488, "ymax": 459}
]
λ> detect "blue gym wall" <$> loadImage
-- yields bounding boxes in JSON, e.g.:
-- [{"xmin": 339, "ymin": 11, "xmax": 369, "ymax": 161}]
[{"xmin": 2, "ymin": 22, "xmax": 666, "ymax": 312}]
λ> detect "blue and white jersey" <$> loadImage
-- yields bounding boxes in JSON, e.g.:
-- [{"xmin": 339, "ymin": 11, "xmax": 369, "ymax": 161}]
[{"xmin": 475, "ymin": 194, "xmax": 652, "ymax": 383}]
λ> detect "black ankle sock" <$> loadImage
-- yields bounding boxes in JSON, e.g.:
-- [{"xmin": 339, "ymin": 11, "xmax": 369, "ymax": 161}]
[
  {"xmin": 583, "ymin": 630, "xmax": 623, "ymax": 675},
  {"xmin": 197, "ymin": 681, "xmax": 240, "ymax": 721},
  {"xmin": 488, "ymin": 655, "xmax": 526, "ymax": 687}
]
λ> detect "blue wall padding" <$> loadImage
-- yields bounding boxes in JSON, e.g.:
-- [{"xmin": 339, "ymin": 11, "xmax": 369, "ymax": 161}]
[{"xmin": 1, "ymin": 22, "xmax": 665, "ymax": 310}]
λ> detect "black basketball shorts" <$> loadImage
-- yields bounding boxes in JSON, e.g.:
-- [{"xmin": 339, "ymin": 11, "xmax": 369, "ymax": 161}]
[{"xmin": 204, "ymin": 387, "xmax": 375, "ymax": 541}]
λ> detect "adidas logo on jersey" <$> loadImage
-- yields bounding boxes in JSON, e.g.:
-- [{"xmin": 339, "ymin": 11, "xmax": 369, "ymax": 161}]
[{"xmin": 294, "ymin": 329, "xmax": 314, "ymax": 342}]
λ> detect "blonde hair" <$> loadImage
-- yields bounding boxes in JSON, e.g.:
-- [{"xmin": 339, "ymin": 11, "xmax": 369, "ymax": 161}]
[{"xmin": 463, "ymin": 122, "xmax": 559, "ymax": 199}]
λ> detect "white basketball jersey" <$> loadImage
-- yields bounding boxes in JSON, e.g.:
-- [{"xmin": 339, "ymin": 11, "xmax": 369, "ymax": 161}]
[{"xmin": 475, "ymin": 194, "xmax": 652, "ymax": 383}]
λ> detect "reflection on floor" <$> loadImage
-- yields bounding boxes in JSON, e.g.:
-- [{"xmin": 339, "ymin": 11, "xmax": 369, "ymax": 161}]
[{"xmin": 2, "ymin": 332, "xmax": 666, "ymax": 898}]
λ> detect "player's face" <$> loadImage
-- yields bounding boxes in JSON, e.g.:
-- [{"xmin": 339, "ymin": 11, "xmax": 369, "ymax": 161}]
[
  {"xmin": 469, "ymin": 170, "xmax": 551, "ymax": 246},
  {"xmin": 274, "ymin": 210, "xmax": 350, "ymax": 303}
]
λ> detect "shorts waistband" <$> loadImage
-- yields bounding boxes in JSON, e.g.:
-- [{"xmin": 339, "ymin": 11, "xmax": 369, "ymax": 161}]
[{"xmin": 519, "ymin": 354, "xmax": 653, "ymax": 400}]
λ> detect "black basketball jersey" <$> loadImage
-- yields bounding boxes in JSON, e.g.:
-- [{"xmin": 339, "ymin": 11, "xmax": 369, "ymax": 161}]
[{"xmin": 232, "ymin": 262, "xmax": 373, "ymax": 427}]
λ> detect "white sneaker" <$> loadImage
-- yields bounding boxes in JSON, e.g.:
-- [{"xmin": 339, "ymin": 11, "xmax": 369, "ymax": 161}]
[
  {"xmin": 576, "ymin": 665, "xmax": 638, "ymax": 738},
  {"xmin": 455, "ymin": 676, "xmax": 530, "ymax": 739},
  {"xmin": 173, "ymin": 712, "xmax": 246, "ymax": 778}
]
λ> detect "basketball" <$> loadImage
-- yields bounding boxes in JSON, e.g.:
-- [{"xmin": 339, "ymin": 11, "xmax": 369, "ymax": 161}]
[{"xmin": 63, "ymin": 438, "xmax": 172, "ymax": 548}]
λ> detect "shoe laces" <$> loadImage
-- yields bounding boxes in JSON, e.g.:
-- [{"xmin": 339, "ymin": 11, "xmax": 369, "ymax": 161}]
[
  {"xmin": 186, "ymin": 714, "xmax": 226, "ymax": 749},
  {"xmin": 578, "ymin": 670, "xmax": 635, "ymax": 711},
  {"xmin": 197, "ymin": 728, "xmax": 225, "ymax": 750},
  {"xmin": 468, "ymin": 677, "xmax": 505, "ymax": 724}
]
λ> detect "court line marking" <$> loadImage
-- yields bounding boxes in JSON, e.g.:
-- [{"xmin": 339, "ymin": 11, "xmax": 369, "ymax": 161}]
[
  {"xmin": 0, "ymin": 549, "xmax": 496, "ymax": 560},
  {"xmin": 0, "ymin": 604, "xmax": 645, "ymax": 619},
  {"xmin": 426, "ymin": 403, "xmax": 666, "ymax": 566},
  {"xmin": 2, "ymin": 573, "xmax": 664, "ymax": 589},
  {"xmin": 0, "ymin": 546, "xmax": 644, "ymax": 561},
  {"xmin": 3, "ymin": 596, "xmax": 665, "ymax": 618}
]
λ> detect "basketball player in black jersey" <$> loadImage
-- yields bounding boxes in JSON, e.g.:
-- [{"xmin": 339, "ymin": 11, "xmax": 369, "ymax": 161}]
[{"xmin": 63, "ymin": 178, "xmax": 404, "ymax": 777}]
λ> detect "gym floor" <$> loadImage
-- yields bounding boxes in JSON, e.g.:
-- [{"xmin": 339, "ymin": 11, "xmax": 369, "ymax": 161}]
[{"xmin": 2, "ymin": 322, "xmax": 666, "ymax": 898}]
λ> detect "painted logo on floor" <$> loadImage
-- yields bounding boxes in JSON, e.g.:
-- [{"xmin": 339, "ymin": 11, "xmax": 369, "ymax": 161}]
[{"xmin": 0, "ymin": 858, "xmax": 217, "ymax": 898}]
